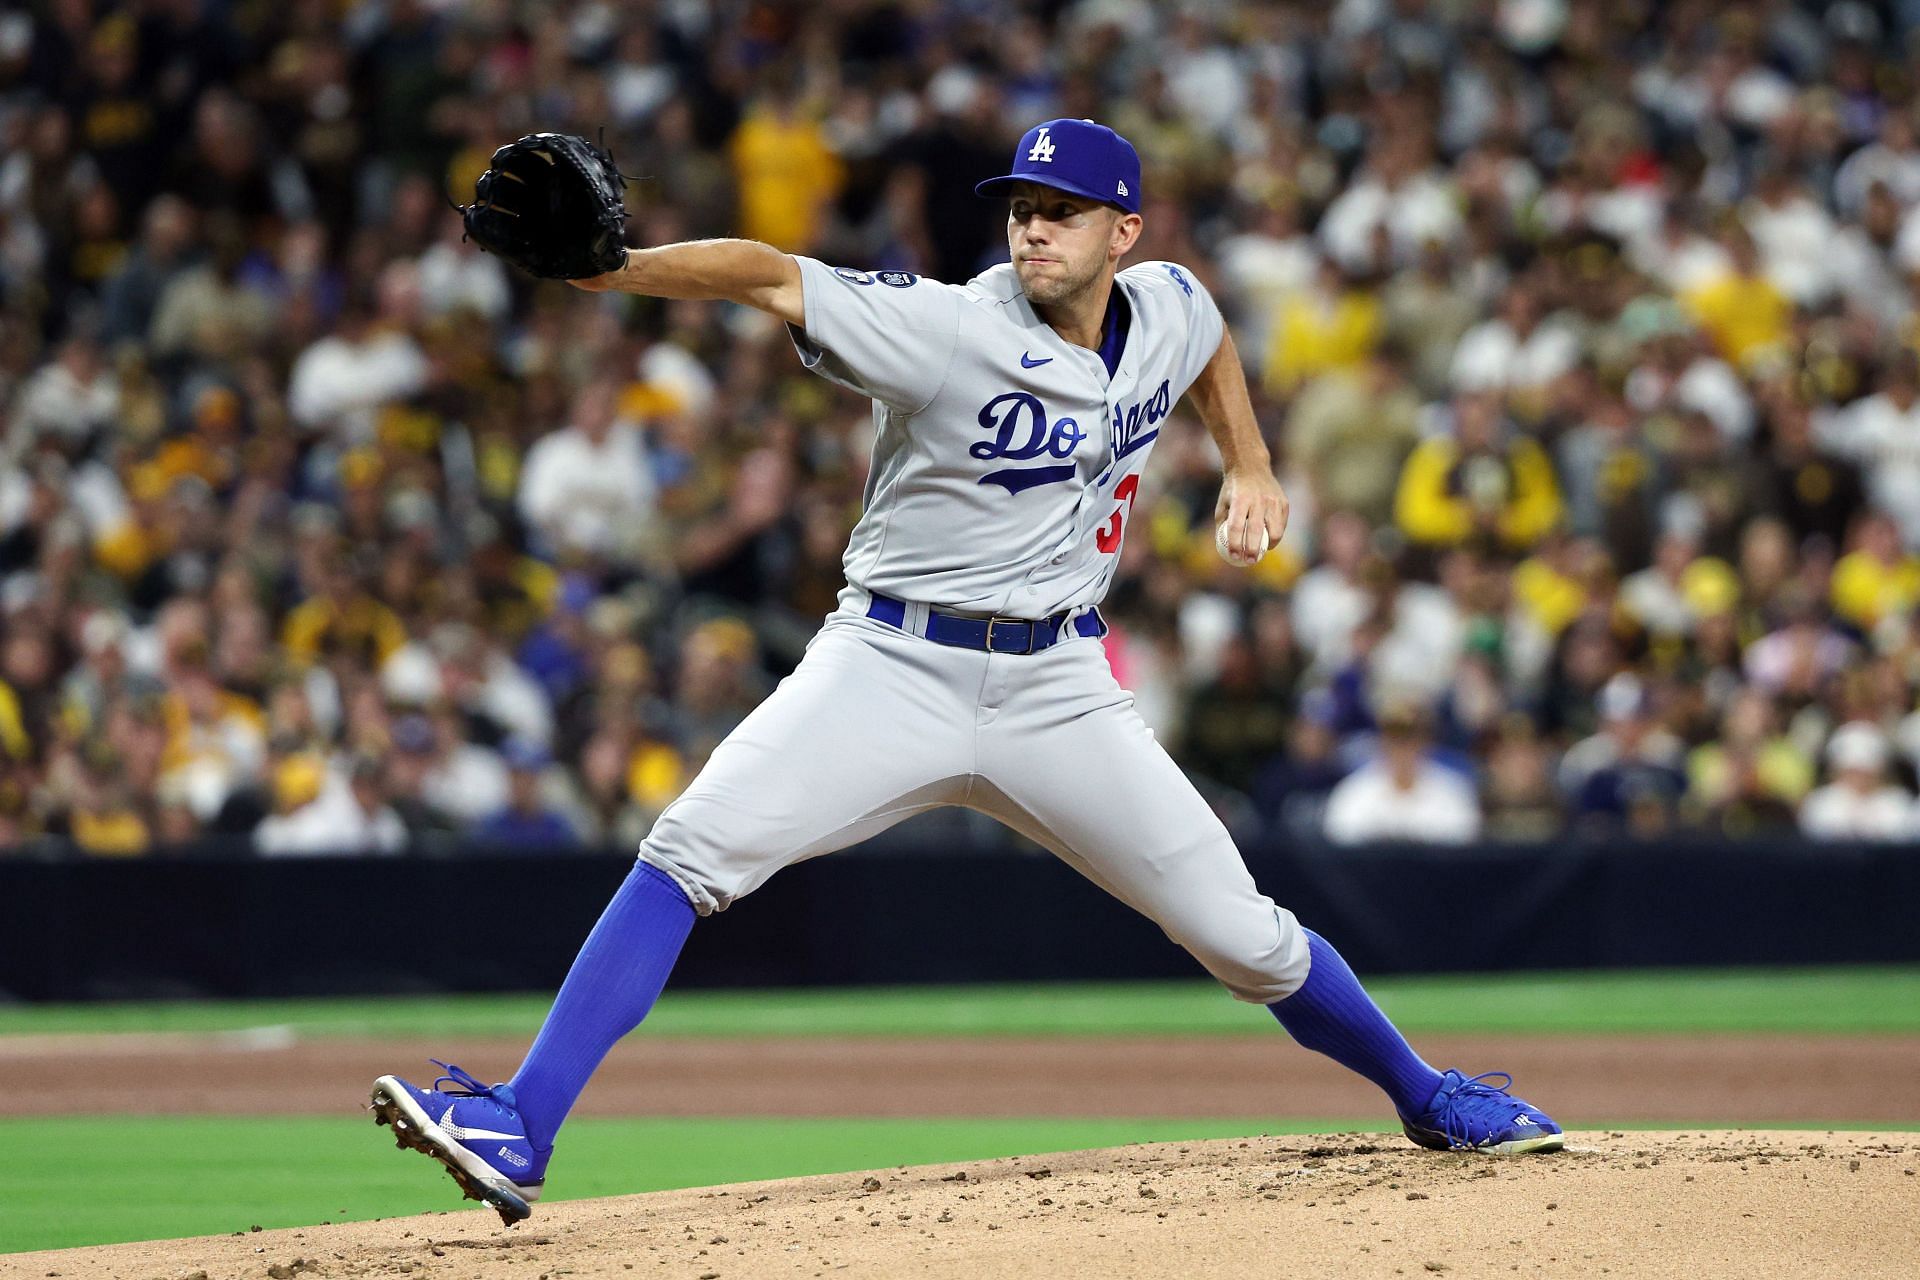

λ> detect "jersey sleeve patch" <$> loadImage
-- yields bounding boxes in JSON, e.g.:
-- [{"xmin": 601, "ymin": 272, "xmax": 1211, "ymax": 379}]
[{"xmin": 790, "ymin": 256, "xmax": 961, "ymax": 413}]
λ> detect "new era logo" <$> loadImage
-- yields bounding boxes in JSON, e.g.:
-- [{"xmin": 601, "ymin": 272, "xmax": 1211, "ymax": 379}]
[
  {"xmin": 1117, "ymin": 179, "xmax": 1128, "ymax": 197},
  {"xmin": 1026, "ymin": 127, "xmax": 1056, "ymax": 163}
]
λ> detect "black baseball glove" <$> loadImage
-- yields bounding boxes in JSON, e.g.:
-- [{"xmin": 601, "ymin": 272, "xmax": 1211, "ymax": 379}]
[{"xmin": 459, "ymin": 133, "xmax": 631, "ymax": 280}]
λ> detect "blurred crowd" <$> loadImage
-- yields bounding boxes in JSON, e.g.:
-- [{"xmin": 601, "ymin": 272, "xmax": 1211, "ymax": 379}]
[{"xmin": 7, "ymin": 0, "xmax": 1920, "ymax": 856}]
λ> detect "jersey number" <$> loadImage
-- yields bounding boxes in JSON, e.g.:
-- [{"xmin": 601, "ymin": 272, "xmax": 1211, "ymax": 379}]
[{"xmin": 1096, "ymin": 474, "xmax": 1140, "ymax": 555}]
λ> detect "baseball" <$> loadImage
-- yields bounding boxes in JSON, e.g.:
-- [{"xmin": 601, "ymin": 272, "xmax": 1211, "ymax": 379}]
[{"xmin": 1217, "ymin": 521, "xmax": 1269, "ymax": 565}]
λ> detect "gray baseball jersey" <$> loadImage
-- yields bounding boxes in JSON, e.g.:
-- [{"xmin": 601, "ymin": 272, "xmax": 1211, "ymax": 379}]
[
  {"xmin": 637, "ymin": 256, "xmax": 1309, "ymax": 1007},
  {"xmin": 787, "ymin": 256, "xmax": 1224, "ymax": 616}
]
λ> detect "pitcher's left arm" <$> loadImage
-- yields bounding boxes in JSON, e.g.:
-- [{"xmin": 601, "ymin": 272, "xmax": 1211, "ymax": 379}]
[{"xmin": 1186, "ymin": 326, "xmax": 1288, "ymax": 565}]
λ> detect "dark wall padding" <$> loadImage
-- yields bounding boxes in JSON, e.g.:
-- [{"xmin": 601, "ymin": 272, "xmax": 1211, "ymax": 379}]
[{"xmin": 2, "ymin": 834, "xmax": 1916, "ymax": 1001}]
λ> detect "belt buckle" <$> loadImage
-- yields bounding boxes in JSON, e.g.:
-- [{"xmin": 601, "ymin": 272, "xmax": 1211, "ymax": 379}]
[{"xmin": 986, "ymin": 616, "xmax": 1033, "ymax": 654}]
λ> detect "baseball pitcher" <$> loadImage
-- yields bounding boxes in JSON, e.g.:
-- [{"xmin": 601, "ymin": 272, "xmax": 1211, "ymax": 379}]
[{"xmin": 371, "ymin": 120, "xmax": 1562, "ymax": 1225}]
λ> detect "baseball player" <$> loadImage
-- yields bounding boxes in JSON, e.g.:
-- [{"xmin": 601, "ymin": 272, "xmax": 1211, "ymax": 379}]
[{"xmin": 372, "ymin": 119, "xmax": 1562, "ymax": 1225}]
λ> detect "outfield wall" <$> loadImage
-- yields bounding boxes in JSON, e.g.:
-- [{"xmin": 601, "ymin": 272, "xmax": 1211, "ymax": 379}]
[{"xmin": 2, "ymin": 834, "xmax": 1917, "ymax": 1000}]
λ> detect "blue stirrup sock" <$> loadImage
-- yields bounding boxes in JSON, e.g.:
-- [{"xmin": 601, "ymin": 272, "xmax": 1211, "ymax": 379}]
[
  {"xmin": 1268, "ymin": 929, "xmax": 1443, "ymax": 1116},
  {"xmin": 509, "ymin": 861, "xmax": 696, "ymax": 1152}
]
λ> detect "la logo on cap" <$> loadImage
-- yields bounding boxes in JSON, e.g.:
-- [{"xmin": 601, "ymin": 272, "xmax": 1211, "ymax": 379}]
[{"xmin": 1027, "ymin": 126, "xmax": 1055, "ymax": 163}]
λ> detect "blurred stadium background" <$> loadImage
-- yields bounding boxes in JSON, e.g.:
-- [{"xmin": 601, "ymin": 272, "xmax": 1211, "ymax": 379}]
[
  {"xmin": 4, "ymin": 0, "xmax": 1920, "ymax": 1259},
  {"xmin": 15, "ymin": 0, "xmax": 1920, "ymax": 859}
]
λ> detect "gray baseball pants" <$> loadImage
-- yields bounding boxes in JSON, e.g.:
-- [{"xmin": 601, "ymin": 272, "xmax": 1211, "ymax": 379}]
[{"xmin": 638, "ymin": 595, "xmax": 1310, "ymax": 1003}]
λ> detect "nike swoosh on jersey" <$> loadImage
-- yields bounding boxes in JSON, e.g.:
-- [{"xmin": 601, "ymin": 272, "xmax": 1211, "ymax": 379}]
[{"xmin": 1020, "ymin": 352, "xmax": 1052, "ymax": 367}]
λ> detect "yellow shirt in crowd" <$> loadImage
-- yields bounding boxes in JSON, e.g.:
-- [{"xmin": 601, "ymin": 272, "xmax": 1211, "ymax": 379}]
[
  {"xmin": 281, "ymin": 594, "xmax": 410, "ymax": 667},
  {"xmin": 1510, "ymin": 555, "xmax": 1588, "ymax": 637},
  {"xmin": 1394, "ymin": 437, "xmax": 1564, "ymax": 551},
  {"xmin": 71, "ymin": 809, "xmax": 151, "ymax": 857},
  {"xmin": 728, "ymin": 107, "xmax": 845, "ymax": 252},
  {"xmin": 1830, "ymin": 550, "xmax": 1920, "ymax": 629},
  {"xmin": 1264, "ymin": 290, "xmax": 1380, "ymax": 393},
  {"xmin": 1681, "ymin": 272, "xmax": 1792, "ymax": 368}
]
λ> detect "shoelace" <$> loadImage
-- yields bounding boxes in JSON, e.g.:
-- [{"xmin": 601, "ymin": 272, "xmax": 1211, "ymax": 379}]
[
  {"xmin": 1431, "ymin": 1070, "xmax": 1529, "ymax": 1149},
  {"xmin": 429, "ymin": 1059, "xmax": 520, "ymax": 1116}
]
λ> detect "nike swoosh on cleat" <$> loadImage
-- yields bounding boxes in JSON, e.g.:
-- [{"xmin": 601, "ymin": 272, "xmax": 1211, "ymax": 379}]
[
  {"xmin": 438, "ymin": 1104, "xmax": 521, "ymax": 1144},
  {"xmin": 1020, "ymin": 352, "xmax": 1052, "ymax": 367}
]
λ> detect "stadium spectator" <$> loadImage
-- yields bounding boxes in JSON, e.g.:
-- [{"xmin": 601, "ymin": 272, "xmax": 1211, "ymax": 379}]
[
  {"xmin": 1394, "ymin": 392, "xmax": 1564, "ymax": 553},
  {"xmin": 1180, "ymin": 631, "xmax": 1292, "ymax": 797},
  {"xmin": 728, "ymin": 81, "xmax": 846, "ymax": 254},
  {"xmin": 1828, "ymin": 355, "xmax": 1920, "ymax": 549},
  {"xmin": 11, "ymin": 334, "xmax": 117, "ymax": 447},
  {"xmin": 418, "ymin": 702, "xmax": 510, "ymax": 827},
  {"xmin": 1380, "ymin": 238, "xmax": 1480, "ymax": 398},
  {"xmin": 1317, "ymin": 129, "xmax": 1460, "ymax": 274},
  {"xmin": 1560, "ymin": 675, "xmax": 1688, "ymax": 829},
  {"xmin": 1745, "ymin": 591, "xmax": 1858, "ymax": 698},
  {"xmin": 1322, "ymin": 702, "xmax": 1481, "ymax": 846},
  {"xmin": 1479, "ymin": 718, "xmax": 1565, "ymax": 842},
  {"xmin": 516, "ymin": 379, "xmax": 658, "ymax": 565},
  {"xmin": 1283, "ymin": 341, "xmax": 1419, "ymax": 527},
  {"xmin": 383, "ymin": 714, "xmax": 459, "ymax": 841},
  {"xmin": 255, "ymin": 753, "xmax": 406, "ymax": 857},
  {"xmin": 1262, "ymin": 256, "xmax": 1380, "ymax": 395},
  {"xmin": 1830, "ymin": 511, "xmax": 1920, "ymax": 632},
  {"xmin": 1251, "ymin": 690, "xmax": 1346, "ymax": 839},
  {"xmin": 1746, "ymin": 397, "xmax": 1867, "ymax": 548},
  {"xmin": 1290, "ymin": 511, "xmax": 1373, "ymax": 671},
  {"xmin": 281, "ymin": 557, "xmax": 408, "ymax": 672},
  {"xmin": 1618, "ymin": 301, "xmax": 1753, "ymax": 445},
  {"xmin": 1555, "ymin": 388, "xmax": 1666, "ymax": 570},
  {"xmin": 1680, "ymin": 226, "xmax": 1794, "ymax": 370},
  {"xmin": 65, "ymin": 750, "xmax": 151, "ymax": 856},
  {"xmin": 1836, "ymin": 111, "xmax": 1920, "ymax": 216},
  {"xmin": 285, "ymin": 281, "xmax": 427, "ymax": 442},
  {"xmin": 475, "ymin": 739, "xmax": 579, "ymax": 849},
  {"xmin": 1684, "ymin": 688, "xmax": 1813, "ymax": 836},
  {"xmin": 1799, "ymin": 723, "xmax": 1914, "ymax": 840},
  {"xmin": 1215, "ymin": 195, "xmax": 1316, "ymax": 365},
  {"xmin": 1619, "ymin": 525, "xmax": 1739, "ymax": 643},
  {"xmin": 1449, "ymin": 278, "xmax": 1580, "ymax": 409}
]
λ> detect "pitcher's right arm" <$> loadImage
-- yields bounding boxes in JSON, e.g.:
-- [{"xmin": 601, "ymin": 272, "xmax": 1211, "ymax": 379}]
[{"xmin": 571, "ymin": 240, "xmax": 804, "ymax": 327}]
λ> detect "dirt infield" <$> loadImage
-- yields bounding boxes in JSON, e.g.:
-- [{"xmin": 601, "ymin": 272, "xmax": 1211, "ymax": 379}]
[
  {"xmin": 8, "ymin": 1131, "xmax": 1913, "ymax": 1279},
  {"xmin": 5, "ymin": 1033, "xmax": 1919, "ymax": 1123}
]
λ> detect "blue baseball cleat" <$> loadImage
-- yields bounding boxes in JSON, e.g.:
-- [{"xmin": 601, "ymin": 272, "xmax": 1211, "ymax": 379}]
[
  {"xmin": 1399, "ymin": 1069, "xmax": 1565, "ymax": 1154},
  {"xmin": 370, "ymin": 1061, "xmax": 550, "ymax": 1225}
]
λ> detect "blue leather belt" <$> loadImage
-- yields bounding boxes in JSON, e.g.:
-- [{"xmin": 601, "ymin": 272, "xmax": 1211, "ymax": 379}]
[{"xmin": 864, "ymin": 592, "xmax": 1106, "ymax": 655}]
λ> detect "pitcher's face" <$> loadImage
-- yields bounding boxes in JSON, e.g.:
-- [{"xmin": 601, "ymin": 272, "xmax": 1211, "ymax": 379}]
[{"xmin": 1006, "ymin": 182, "xmax": 1137, "ymax": 306}]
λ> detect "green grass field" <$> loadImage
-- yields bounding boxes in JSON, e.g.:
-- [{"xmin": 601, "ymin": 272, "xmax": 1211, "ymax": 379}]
[
  {"xmin": 5, "ymin": 966, "xmax": 1919, "ymax": 1040},
  {"xmin": 0, "ymin": 1115, "xmax": 1342, "ymax": 1253},
  {"xmin": 4, "ymin": 967, "xmax": 1916, "ymax": 1254}
]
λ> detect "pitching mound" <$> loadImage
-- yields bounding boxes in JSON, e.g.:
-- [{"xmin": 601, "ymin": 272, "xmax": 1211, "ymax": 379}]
[{"xmin": 9, "ymin": 1132, "xmax": 1914, "ymax": 1279}]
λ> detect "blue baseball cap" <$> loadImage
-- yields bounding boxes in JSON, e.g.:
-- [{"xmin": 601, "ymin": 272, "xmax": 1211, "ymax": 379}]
[{"xmin": 974, "ymin": 119, "xmax": 1141, "ymax": 214}]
